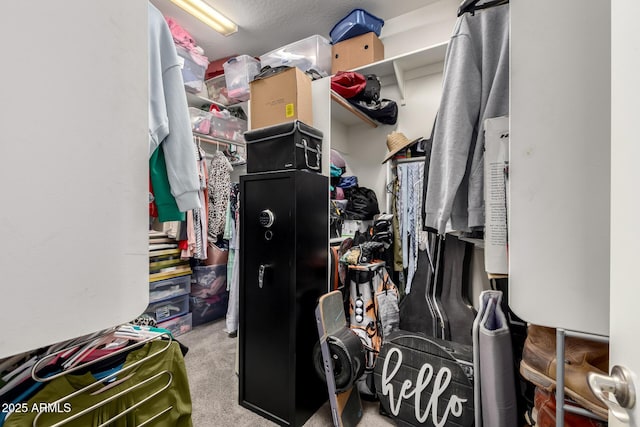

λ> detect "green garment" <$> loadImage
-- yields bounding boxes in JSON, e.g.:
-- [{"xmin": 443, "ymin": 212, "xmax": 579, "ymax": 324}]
[
  {"xmin": 150, "ymin": 146, "xmax": 186, "ymax": 223},
  {"xmin": 5, "ymin": 340, "xmax": 192, "ymax": 427}
]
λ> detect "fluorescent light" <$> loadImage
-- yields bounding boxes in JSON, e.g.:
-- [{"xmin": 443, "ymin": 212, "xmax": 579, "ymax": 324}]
[{"xmin": 170, "ymin": 0, "xmax": 238, "ymax": 36}]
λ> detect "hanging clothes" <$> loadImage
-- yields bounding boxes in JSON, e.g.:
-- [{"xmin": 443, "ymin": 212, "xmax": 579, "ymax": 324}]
[
  {"xmin": 224, "ymin": 183, "xmax": 240, "ymax": 336},
  {"xmin": 207, "ymin": 151, "xmax": 233, "ymax": 243},
  {"xmin": 148, "ymin": 3, "xmax": 201, "ymax": 220},
  {"xmin": 397, "ymin": 162, "xmax": 428, "ymax": 294},
  {"xmin": 423, "ymin": 2, "xmax": 509, "ymax": 234}
]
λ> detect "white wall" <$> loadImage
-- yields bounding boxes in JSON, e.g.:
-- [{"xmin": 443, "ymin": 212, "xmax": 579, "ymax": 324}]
[
  {"xmin": 381, "ymin": 0, "xmax": 459, "ymax": 58},
  {"xmin": 330, "ymin": 0, "xmax": 457, "ymax": 207},
  {"xmin": 338, "ymin": 74, "xmax": 443, "ymax": 208},
  {"xmin": 509, "ymin": 0, "xmax": 610, "ymax": 335},
  {"xmin": 0, "ymin": 1, "xmax": 149, "ymax": 357}
]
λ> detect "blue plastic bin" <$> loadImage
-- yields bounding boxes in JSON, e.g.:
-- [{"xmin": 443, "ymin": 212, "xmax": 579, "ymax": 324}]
[{"xmin": 330, "ymin": 9, "xmax": 384, "ymax": 44}]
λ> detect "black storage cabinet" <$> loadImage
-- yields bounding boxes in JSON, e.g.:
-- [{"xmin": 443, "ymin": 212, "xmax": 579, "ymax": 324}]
[
  {"xmin": 244, "ymin": 120, "xmax": 322, "ymax": 174},
  {"xmin": 239, "ymin": 170, "xmax": 328, "ymax": 426}
]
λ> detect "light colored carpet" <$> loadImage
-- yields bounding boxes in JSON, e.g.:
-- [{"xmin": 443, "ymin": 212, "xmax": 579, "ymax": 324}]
[{"xmin": 179, "ymin": 320, "xmax": 395, "ymax": 427}]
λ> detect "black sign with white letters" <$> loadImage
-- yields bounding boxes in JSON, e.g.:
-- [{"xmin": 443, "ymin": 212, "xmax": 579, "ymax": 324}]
[{"xmin": 373, "ymin": 331, "xmax": 474, "ymax": 427}]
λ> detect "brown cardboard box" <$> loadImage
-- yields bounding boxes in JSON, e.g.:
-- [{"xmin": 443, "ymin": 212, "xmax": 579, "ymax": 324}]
[
  {"xmin": 331, "ymin": 32, "xmax": 384, "ymax": 74},
  {"xmin": 249, "ymin": 67, "xmax": 313, "ymax": 129}
]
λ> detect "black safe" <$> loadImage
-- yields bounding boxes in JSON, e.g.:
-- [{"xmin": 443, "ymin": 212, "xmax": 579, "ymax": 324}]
[{"xmin": 239, "ymin": 170, "xmax": 328, "ymax": 426}]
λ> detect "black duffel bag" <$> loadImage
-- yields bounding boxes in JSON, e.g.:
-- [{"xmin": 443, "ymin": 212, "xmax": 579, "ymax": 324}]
[
  {"xmin": 352, "ymin": 74, "xmax": 381, "ymax": 103},
  {"xmin": 344, "ymin": 186, "xmax": 380, "ymax": 220},
  {"xmin": 348, "ymin": 98, "xmax": 398, "ymax": 125}
]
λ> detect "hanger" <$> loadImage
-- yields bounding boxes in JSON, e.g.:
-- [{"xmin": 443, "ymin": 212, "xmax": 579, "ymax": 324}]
[
  {"xmin": 31, "ymin": 326, "xmax": 168, "ymax": 382},
  {"xmin": 33, "ymin": 370, "xmax": 173, "ymax": 427},
  {"xmin": 457, "ymin": 0, "xmax": 508, "ymax": 17},
  {"xmin": 138, "ymin": 406, "xmax": 173, "ymax": 427},
  {"xmin": 3, "ymin": 329, "xmax": 173, "ymax": 425}
]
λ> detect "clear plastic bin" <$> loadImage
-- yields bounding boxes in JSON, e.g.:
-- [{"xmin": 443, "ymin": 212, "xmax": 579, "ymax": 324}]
[
  {"xmin": 223, "ymin": 55, "xmax": 261, "ymax": 102},
  {"xmin": 158, "ymin": 313, "xmax": 192, "ymax": 338},
  {"xmin": 190, "ymin": 292, "xmax": 229, "ymax": 327},
  {"xmin": 260, "ymin": 35, "xmax": 332, "ymax": 77},
  {"xmin": 144, "ymin": 294, "xmax": 189, "ymax": 323},
  {"xmin": 209, "ymin": 110, "xmax": 247, "ymax": 142},
  {"xmin": 330, "ymin": 9, "xmax": 384, "ymax": 44},
  {"xmin": 189, "ymin": 107, "xmax": 213, "ymax": 135},
  {"xmin": 176, "ymin": 45, "xmax": 208, "ymax": 93},
  {"xmin": 227, "ymin": 116, "xmax": 247, "ymax": 143},
  {"xmin": 205, "ymin": 75, "xmax": 243, "ymax": 106},
  {"xmin": 149, "ymin": 275, "xmax": 191, "ymax": 303}
]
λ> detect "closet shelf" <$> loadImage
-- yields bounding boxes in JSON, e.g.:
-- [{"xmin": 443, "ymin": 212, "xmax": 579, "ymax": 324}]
[
  {"xmin": 329, "ymin": 41, "xmax": 448, "ymax": 126},
  {"xmin": 193, "ymin": 132, "xmax": 246, "ymax": 148},
  {"xmin": 330, "ymin": 90, "xmax": 378, "ymax": 128},
  {"xmin": 185, "ymin": 91, "xmax": 247, "ymax": 112},
  {"xmin": 352, "ymin": 41, "xmax": 448, "ymax": 106}
]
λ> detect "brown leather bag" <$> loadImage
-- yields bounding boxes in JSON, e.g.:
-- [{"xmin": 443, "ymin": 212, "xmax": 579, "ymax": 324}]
[{"xmin": 205, "ymin": 242, "xmax": 229, "ymax": 266}]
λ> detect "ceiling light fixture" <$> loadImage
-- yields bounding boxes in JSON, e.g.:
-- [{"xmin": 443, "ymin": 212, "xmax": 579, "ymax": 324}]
[{"xmin": 169, "ymin": 0, "xmax": 238, "ymax": 36}]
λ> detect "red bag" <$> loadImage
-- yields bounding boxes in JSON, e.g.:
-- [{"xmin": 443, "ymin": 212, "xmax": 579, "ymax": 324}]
[
  {"xmin": 331, "ymin": 71, "xmax": 366, "ymax": 99},
  {"xmin": 205, "ymin": 55, "xmax": 236, "ymax": 80}
]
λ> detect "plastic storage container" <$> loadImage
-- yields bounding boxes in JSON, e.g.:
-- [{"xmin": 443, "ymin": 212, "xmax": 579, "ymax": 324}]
[
  {"xmin": 149, "ymin": 275, "xmax": 191, "ymax": 304},
  {"xmin": 144, "ymin": 294, "xmax": 189, "ymax": 323},
  {"xmin": 209, "ymin": 110, "xmax": 247, "ymax": 143},
  {"xmin": 205, "ymin": 75, "xmax": 243, "ymax": 106},
  {"xmin": 189, "ymin": 107, "xmax": 213, "ymax": 135},
  {"xmin": 158, "ymin": 312, "xmax": 192, "ymax": 338},
  {"xmin": 191, "ymin": 264, "xmax": 227, "ymax": 299},
  {"xmin": 176, "ymin": 45, "xmax": 208, "ymax": 93},
  {"xmin": 223, "ymin": 55, "xmax": 261, "ymax": 102},
  {"xmin": 260, "ymin": 35, "xmax": 332, "ymax": 77},
  {"xmin": 330, "ymin": 9, "xmax": 384, "ymax": 44},
  {"xmin": 190, "ymin": 291, "xmax": 229, "ymax": 327}
]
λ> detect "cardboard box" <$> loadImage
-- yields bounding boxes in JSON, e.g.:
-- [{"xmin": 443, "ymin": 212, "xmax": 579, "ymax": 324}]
[
  {"xmin": 249, "ymin": 67, "xmax": 313, "ymax": 129},
  {"xmin": 331, "ymin": 32, "xmax": 384, "ymax": 74}
]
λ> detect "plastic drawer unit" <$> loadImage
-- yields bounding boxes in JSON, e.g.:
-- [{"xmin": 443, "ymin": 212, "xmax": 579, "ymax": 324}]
[
  {"xmin": 144, "ymin": 294, "xmax": 189, "ymax": 323},
  {"xmin": 149, "ymin": 275, "xmax": 191, "ymax": 304},
  {"xmin": 260, "ymin": 35, "xmax": 332, "ymax": 77},
  {"xmin": 158, "ymin": 312, "xmax": 193, "ymax": 338}
]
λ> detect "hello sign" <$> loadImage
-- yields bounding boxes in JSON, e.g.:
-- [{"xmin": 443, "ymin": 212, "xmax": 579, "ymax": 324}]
[{"xmin": 373, "ymin": 331, "xmax": 474, "ymax": 427}]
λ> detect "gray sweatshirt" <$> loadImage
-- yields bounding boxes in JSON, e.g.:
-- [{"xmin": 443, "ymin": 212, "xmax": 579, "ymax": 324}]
[
  {"xmin": 148, "ymin": 3, "xmax": 201, "ymax": 212},
  {"xmin": 424, "ymin": 3, "xmax": 509, "ymax": 234}
]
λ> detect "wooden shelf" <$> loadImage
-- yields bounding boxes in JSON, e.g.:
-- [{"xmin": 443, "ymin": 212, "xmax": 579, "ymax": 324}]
[{"xmin": 330, "ymin": 90, "xmax": 378, "ymax": 128}]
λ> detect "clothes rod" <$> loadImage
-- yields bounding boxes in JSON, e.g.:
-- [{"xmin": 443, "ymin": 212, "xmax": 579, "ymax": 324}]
[
  {"xmin": 395, "ymin": 156, "xmax": 426, "ymax": 164},
  {"xmin": 193, "ymin": 132, "xmax": 246, "ymax": 148}
]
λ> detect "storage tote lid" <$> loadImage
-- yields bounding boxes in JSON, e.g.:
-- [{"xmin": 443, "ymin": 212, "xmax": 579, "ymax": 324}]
[
  {"xmin": 330, "ymin": 9, "xmax": 384, "ymax": 44},
  {"xmin": 244, "ymin": 120, "xmax": 323, "ymax": 144}
]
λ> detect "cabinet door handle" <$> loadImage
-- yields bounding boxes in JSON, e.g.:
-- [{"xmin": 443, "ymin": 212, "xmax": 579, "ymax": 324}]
[
  {"xmin": 258, "ymin": 264, "xmax": 272, "ymax": 289},
  {"xmin": 588, "ymin": 365, "xmax": 636, "ymax": 423}
]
